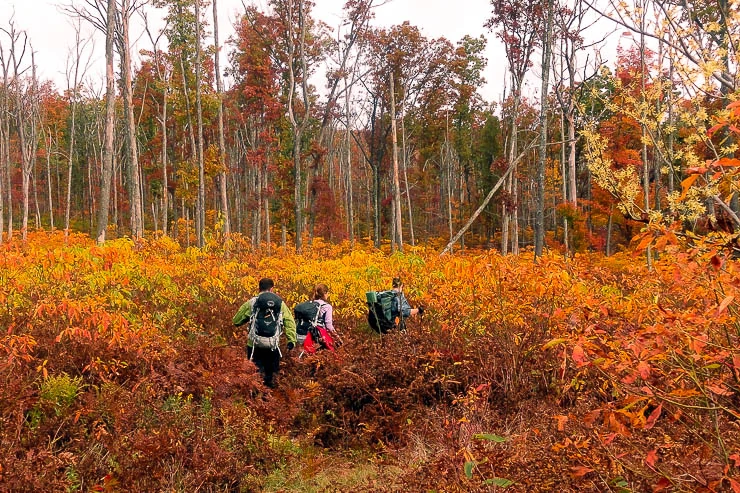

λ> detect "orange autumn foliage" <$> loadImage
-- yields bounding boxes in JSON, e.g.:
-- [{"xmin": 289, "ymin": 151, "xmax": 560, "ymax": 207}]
[{"xmin": 1, "ymin": 231, "xmax": 739, "ymax": 491}]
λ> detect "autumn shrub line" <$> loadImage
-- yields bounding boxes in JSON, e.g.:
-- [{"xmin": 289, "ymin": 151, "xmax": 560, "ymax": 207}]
[{"xmin": 2, "ymin": 230, "xmax": 740, "ymax": 490}]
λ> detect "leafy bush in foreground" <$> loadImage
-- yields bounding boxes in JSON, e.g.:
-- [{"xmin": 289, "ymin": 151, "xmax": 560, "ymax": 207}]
[{"xmin": 1, "ymin": 231, "xmax": 739, "ymax": 491}]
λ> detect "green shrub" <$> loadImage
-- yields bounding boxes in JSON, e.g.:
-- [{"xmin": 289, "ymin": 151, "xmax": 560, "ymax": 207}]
[{"xmin": 39, "ymin": 373, "xmax": 84, "ymax": 416}]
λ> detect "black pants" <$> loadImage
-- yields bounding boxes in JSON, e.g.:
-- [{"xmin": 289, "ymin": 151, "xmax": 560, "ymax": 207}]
[{"xmin": 247, "ymin": 345, "xmax": 281, "ymax": 388}]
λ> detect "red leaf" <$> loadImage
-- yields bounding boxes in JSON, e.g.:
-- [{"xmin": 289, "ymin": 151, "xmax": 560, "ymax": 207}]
[
  {"xmin": 570, "ymin": 466, "xmax": 593, "ymax": 478},
  {"xmin": 572, "ymin": 345, "xmax": 587, "ymax": 367},
  {"xmin": 645, "ymin": 403, "xmax": 662, "ymax": 430},
  {"xmin": 653, "ymin": 477, "xmax": 671, "ymax": 491},
  {"xmin": 601, "ymin": 432, "xmax": 617, "ymax": 445},
  {"xmin": 686, "ymin": 166, "xmax": 708, "ymax": 174},
  {"xmin": 730, "ymin": 453, "xmax": 740, "ymax": 468},
  {"xmin": 730, "ymin": 478, "xmax": 740, "ymax": 493},
  {"xmin": 707, "ymin": 123, "xmax": 725, "ymax": 136},
  {"xmin": 707, "ymin": 383, "xmax": 733, "ymax": 396},
  {"xmin": 637, "ymin": 361, "xmax": 651, "ymax": 380},
  {"xmin": 711, "ymin": 255, "xmax": 723, "ymax": 270},
  {"xmin": 645, "ymin": 449, "xmax": 658, "ymax": 468}
]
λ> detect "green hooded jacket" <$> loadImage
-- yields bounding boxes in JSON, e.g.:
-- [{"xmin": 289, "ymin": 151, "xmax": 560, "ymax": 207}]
[{"xmin": 233, "ymin": 293, "xmax": 297, "ymax": 348}]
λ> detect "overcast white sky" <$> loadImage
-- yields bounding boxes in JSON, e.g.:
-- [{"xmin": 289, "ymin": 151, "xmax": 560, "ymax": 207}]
[
  {"xmin": 0, "ymin": 0, "xmax": 513, "ymax": 102},
  {"xmin": 0, "ymin": 0, "xmax": 619, "ymax": 104}
]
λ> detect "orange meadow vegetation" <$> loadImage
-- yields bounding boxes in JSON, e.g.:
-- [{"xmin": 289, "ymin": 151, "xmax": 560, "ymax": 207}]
[{"xmin": 1, "ymin": 231, "xmax": 740, "ymax": 491}]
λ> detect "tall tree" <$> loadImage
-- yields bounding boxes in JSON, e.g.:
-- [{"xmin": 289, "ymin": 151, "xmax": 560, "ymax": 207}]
[
  {"xmin": 229, "ymin": 5, "xmax": 285, "ymax": 247},
  {"xmin": 2, "ymin": 23, "xmax": 36, "ymax": 241},
  {"xmin": 487, "ymin": 0, "xmax": 544, "ymax": 254},
  {"xmin": 389, "ymin": 72, "xmax": 403, "ymax": 251},
  {"xmin": 64, "ymin": 21, "xmax": 93, "ymax": 240},
  {"xmin": 307, "ymin": 0, "xmax": 375, "ymax": 245},
  {"xmin": 95, "ymin": 0, "xmax": 117, "ymax": 244},
  {"xmin": 535, "ymin": 0, "xmax": 554, "ymax": 258},
  {"xmin": 362, "ymin": 23, "xmax": 454, "ymax": 246},
  {"xmin": 118, "ymin": 0, "xmax": 144, "ymax": 238},
  {"xmin": 194, "ymin": 0, "xmax": 205, "ymax": 247},
  {"xmin": 63, "ymin": 0, "xmax": 143, "ymax": 241},
  {"xmin": 155, "ymin": 0, "xmax": 214, "ymax": 243},
  {"xmin": 212, "ymin": 0, "xmax": 230, "ymax": 236},
  {"xmin": 142, "ymin": 12, "xmax": 172, "ymax": 236},
  {"xmin": 0, "ymin": 36, "xmax": 8, "ymax": 243},
  {"xmin": 445, "ymin": 34, "xmax": 488, "ymax": 250},
  {"xmin": 274, "ymin": 0, "xmax": 321, "ymax": 251}
]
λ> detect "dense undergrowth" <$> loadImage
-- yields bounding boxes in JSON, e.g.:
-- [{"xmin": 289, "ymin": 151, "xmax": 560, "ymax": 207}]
[{"xmin": 1, "ymin": 231, "xmax": 740, "ymax": 491}]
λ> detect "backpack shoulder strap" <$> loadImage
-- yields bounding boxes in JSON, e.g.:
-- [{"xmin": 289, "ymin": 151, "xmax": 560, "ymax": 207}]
[{"xmin": 311, "ymin": 300, "xmax": 322, "ymax": 326}]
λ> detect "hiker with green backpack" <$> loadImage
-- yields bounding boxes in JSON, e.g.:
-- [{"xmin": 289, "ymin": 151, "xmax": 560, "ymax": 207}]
[
  {"xmin": 233, "ymin": 278, "xmax": 297, "ymax": 388},
  {"xmin": 367, "ymin": 277, "xmax": 424, "ymax": 333}
]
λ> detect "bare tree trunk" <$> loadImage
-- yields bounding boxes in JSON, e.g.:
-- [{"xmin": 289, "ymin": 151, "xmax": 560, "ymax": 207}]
[
  {"xmin": 30, "ymin": 51, "xmax": 40, "ymax": 233},
  {"xmin": 283, "ymin": 0, "xmax": 312, "ymax": 252},
  {"xmin": 441, "ymin": 165, "xmax": 515, "ymax": 255},
  {"xmin": 638, "ymin": 1, "xmax": 653, "ymax": 269},
  {"xmin": 557, "ymin": 104, "xmax": 566, "ymax": 251},
  {"xmin": 343, "ymin": 77, "xmax": 355, "ymax": 244},
  {"xmin": 263, "ymin": 160, "xmax": 271, "ymax": 252},
  {"xmin": 194, "ymin": 0, "xmax": 205, "ymax": 247},
  {"xmin": 0, "ymin": 43, "xmax": 7, "ymax": 243},
  {"xmin": 502, "ymin": 95, "xmax": 519, "ymax": 255},
  {"xmin": 0, "ymin": 29, "xmax": 15, "ymax": 242},
  {"xmin": 213, "ymin": 0, "xmax": 230, "ymax": 237},
  {"xmin": 120, "ymin": 0, "xmax": 143, "ymax": 239},
  {"xmin": 32, "ymin": 155, "xmax": 41, "ymax": 230},
  {"xmin": 95, "ymin": 0, "xmax": 117, "ymax": 245},
  {"xmin": 89, "ymin": 154, "xmax": 95, "ymax": 233},
  {"xmin": 286, "ymin": 0, "xmax": 302, "ymax": 251},
  {"xmin": 511, "ymin": 172, "xmax": 519, "ymax": 254},
  {"xmin": 64, "ymin": 26, "xmax": 91, "ymax": 237},
  {"xmin": 400, "ymin": 101, "xmax": 414, "ymax": 246},
  {"xmin": 160, "ymin": 83, "xmax": 168, "ymax": 236},
  {"xmin": 8, "ymin": 29, "xmax": 33, "ymax": 241},
  {"xmin": 389, "ymin": 74, "xmax": 403, "ymax": 252},
  {"xmin": 144, "ymin": 15, "xmax": 169, "ymax": 237},
  {"xmin": 65, "ymin": 54, "xmax": 79, "ymax": 238},
  {"xmin": 44, "ymin": 131, "xmax": 54, "ymax": 230},
  {"xmin": 535, "ymin": 0, "xmax": 554, "ymax": 258},
  {"xmin": 447, "ymin": 148, "xmax": 454, "ymax": 247}
]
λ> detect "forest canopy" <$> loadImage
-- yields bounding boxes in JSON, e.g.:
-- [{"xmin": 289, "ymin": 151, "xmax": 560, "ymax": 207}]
[{"xmin": 0, "ymin": 0, "xmax": 738, "ymax": 258}]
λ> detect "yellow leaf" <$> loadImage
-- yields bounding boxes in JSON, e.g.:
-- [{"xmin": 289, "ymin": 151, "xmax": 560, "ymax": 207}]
[
  {"xmin": 669, "ymin": 388, "xmax": 701, "ymax": 398},
  {"xmin": 542, "ymin": 338, "xmax": 567, "ymax": 350}
]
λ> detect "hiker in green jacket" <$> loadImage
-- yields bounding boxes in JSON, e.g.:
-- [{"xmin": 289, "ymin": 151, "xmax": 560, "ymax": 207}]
[{"xmin": 233, "ymin": 278, "xmax": 297, "ymax": 388}]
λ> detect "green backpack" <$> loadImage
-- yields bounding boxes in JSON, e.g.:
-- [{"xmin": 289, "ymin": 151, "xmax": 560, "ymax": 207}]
[{"xmin": 366, "ymin": 290, "xmax": 400, "ymax": 333}]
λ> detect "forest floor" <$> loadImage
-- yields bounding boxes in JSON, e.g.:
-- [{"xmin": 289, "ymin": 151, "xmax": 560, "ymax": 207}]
[{"xmin": 2, "ymin": 232, "xmax": 739, "ymax": 492}]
